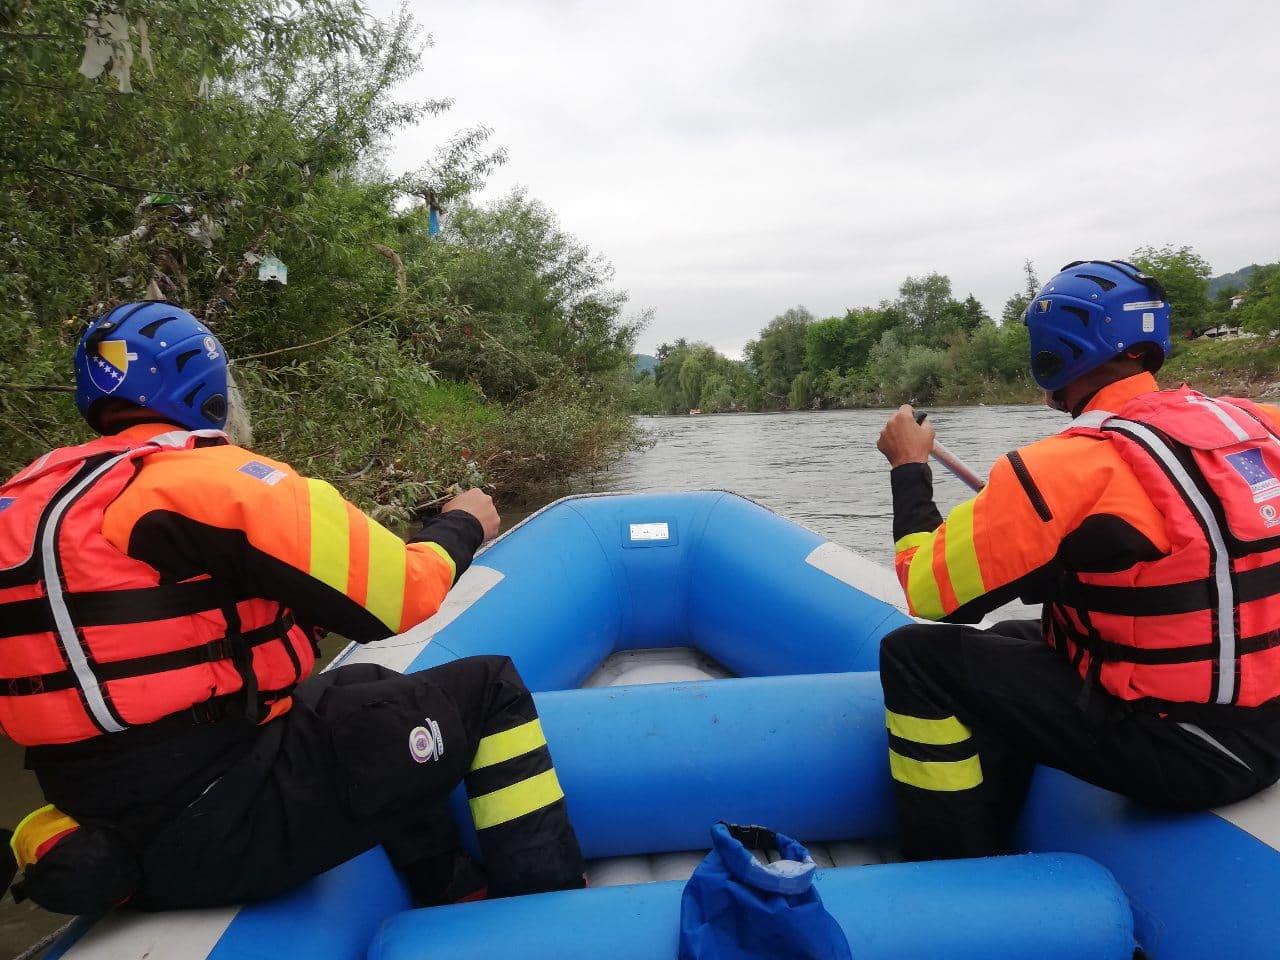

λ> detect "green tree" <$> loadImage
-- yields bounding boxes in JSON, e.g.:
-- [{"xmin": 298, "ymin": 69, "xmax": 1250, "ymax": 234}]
[
  {"xmin": 745, "ymin": 306, "xmax": 813, "ymax": 405},
  {"xmin": 700, "ymin": 373, "xmax": 734, "ymax": 413},
  {"xmin": 1001, "ymin": 260, "xmax": 1040, "ymax": 326},
  {"xmin": 1237, "ymin": 264, "xmax": 1280, "ymax": 336},
  {"xmin": 0, "ymin": 2, "xmax": 640, "ymax": 509},
  {"xmin": 788, "ymin": 371, "xmax": 815, "ymax": 410},
  {"xmin": 1131, "ymin": 245, "xmax": 1212, "ymax": 339}
]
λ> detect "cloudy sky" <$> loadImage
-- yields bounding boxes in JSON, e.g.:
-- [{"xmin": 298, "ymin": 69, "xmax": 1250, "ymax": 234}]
[{"xmin": 367, "ymin": 0, "xmax": 1279, "ymax": 357}]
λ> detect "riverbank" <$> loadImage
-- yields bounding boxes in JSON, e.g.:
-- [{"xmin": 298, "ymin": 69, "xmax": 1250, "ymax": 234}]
[
  {"xmin": 1162, "ymin": 336, "xmax": 1280, "ymax": 400},
  {"xmin": 638, "ymin": 336, "xmax": 1280, "ymax": 417}
]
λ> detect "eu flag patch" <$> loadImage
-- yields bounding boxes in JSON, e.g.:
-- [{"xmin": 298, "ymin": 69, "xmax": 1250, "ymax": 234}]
[
  {"xmin": 238, "ymin": 460, "xmax": 286, "ymax": 486},
  {"xmin": 1226, "ymin": 448, "xmax": 1280, "ymax": 504},
  {"xmin": 0, "ymin": 497, "xmax": 14, "ymax": 513}
]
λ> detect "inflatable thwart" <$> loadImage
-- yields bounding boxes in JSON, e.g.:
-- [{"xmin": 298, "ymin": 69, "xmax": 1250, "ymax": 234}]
[{"xmin": 40, "ymin": 492, "xmax": 1280, "ymax": 959}]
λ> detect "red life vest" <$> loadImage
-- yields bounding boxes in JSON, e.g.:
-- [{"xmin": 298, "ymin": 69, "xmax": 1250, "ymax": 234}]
[
  {"xmin": 0, "ymin": 430, "xmax": 315, "ymax": 747},
  {"xmin": 1052, "ymin": 386, "xmax": 1280, "ymax": 714}
]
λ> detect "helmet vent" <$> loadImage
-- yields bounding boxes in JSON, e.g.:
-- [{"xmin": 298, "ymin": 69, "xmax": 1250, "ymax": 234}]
[
  {"xmin": 137, "ymin": 317, "xmax": 175, "ymax": 338},
  {"xmin": 1057, "ymin": 337, "xmax": 1084, "ymax": 360},
  {"xmin": 175, "ymin": 348, "xmax": 201, "ymax": 372},
  {"xmin": 1033, "ymin": 351, "xmax": 1065, "ymax": 381},
  {"xmin": 1061, "ymin": 306, "xmax": 1090, "ymax": 327},
  {"xmin": 1077, "ymin": 274, "xmax": 1117, "ymax": 292},
  {"xmin": 183, "ymin": 382, "xmax": 205, "ymax": 407},
  {"xmin": 201, "ymin": 394, "xmax": 227, "ymax": 423}
]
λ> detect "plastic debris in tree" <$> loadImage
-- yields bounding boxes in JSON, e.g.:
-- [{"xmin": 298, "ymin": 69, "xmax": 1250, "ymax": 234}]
[
  {"xmin": 136, "ymin": 18, "xmax": 153, "ymax": 73},
  {"xmin": 79, "ymin": 10, "xmax": 137, "ymax": 93},
  {"xmin": 257, "ymin": 256, "xmax": 288, "ymax": 286},
  {"xmin": 421, "ymin": 188, "xmax": 442, "ymax": 237}
]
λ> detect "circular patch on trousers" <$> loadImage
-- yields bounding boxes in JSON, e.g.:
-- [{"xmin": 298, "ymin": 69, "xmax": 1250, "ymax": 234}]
[{"xmin": 409, "ymin": 725, "xmax": 437, "ymax": 763}]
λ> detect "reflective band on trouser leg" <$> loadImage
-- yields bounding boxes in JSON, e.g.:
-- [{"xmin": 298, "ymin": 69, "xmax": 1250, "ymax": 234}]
[
  {"xmin": 469, "ymin": 769, "xmax": 565, "ymax": 830},
  {"xmin": 942, "ymin": 499, "xmax": 985, "ymax": 608},
  {"xmin": 306, "ymin": 479, "xmax": 350, "ymax": 594},
  {"xmin": 886, "ymin": 710, "xmax": 971, "ymax": 746},
  {"xmin": 470, "ymin": 719, "xmax": 547, "ymax": 772},
  {"xmin": 889, "ymin": 750, "xmax": 983, "ymax": 792}
]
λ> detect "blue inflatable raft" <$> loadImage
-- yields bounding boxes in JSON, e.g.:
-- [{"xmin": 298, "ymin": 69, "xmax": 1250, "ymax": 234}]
[{"xmin": 40, "ymin": 492, "xmax": 1280, "ymax": 959}]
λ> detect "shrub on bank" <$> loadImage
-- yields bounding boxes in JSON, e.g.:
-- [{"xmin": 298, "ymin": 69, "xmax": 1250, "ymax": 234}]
[{"xmin": 0, "ymin": 3, "xmax": 642, "ymax": 508}]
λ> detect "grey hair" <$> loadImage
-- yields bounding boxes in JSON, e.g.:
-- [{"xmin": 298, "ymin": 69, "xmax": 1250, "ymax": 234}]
[{"xmin": 224, "ymin": 365, "xmax": 254, "ymax": 448}]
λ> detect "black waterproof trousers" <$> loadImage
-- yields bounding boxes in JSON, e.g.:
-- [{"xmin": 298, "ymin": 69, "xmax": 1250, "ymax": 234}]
[
  {"xmin": 879, "ymin": 620, "xmax": 1280, "ymax": 861},
  {"xmin": 34, "ymin": 656, "xmax": 584, "ymax": 911}
]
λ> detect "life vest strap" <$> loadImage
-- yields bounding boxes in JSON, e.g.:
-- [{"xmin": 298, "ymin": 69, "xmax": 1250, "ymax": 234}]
[
  {"xmin": 0, "ymin": 579, "xmax": 226, "ymax": 640},
  {"xmin": 1059, "ymin": 558, "xmax": 1280, "ymax": 618},
  {"xmin": 1, "ymin": 616, "xmax": 294, "ymax": 697},
  {"xmin": 1055, "ymin": 617, "xmax": 1280, "ymax": 666}
]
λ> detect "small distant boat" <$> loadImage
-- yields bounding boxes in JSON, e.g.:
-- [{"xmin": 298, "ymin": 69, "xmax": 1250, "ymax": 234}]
[
  {"xmin": 688, "ymin": 408, "xmax": 702, "ymax": 416},
  {"xmin": 40, "ymin": 492, "xmax": 1280, "ymax": 959}
]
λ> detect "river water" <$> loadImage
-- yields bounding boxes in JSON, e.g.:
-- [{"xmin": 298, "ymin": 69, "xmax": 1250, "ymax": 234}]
[
  {"xmin": 1, "ymin": 403, "xmax": 1060, "ymax": 958},
  {"xmin": 596, "ymin": 404, "xmax": 1062, "ymax": 567}
]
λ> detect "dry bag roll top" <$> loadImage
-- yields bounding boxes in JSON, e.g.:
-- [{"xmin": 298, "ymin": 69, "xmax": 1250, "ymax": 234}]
[{"xmin": 679, "ymin": 822, "xmax": 852, "ymax": 960}]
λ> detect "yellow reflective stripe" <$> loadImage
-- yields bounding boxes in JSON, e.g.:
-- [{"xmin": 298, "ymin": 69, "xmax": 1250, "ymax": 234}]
[
  {"xmin": 421, "ymin": 541, "xmax": 457, "ymax": 582},
  {"xmin": 469, "ymin": 768, "xmax": 564, "ymax": 830},
  {"xmin": 307, "ymin": 479, "xmax": 350, "ymax": 593},
  {"xmin": 943, "ymin": 499, "xmax": 985, "ymax": 607},
  {"xmin": 894, "ymin": 531, "xmax": 933, "ymax": 554},
  {"xmin": 905, "ymin": 534, "xmax": 945, "ymax": 620},
  {"xmin": 11, "ymin": 805, "xmax": 78, "ymax": 869},
  {"xmin": 886, "ymin": 710, "xmax": 971, "ymax": 746},
  {"xmin": 889, "ymin": 749, "xmax": 983, "ymax": 792},
  {"xmin": 470, "ymin": 719, "xmax": 547, "ymax": 772},
  {"xmin": 365, "ymin": 516, "xmax": 407, "ymax": 631}
]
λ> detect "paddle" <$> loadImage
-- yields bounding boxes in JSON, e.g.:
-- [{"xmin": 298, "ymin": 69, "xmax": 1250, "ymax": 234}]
[{"xmin": 914, "ymin": 412, "xmax": 986, "ymax": 493}]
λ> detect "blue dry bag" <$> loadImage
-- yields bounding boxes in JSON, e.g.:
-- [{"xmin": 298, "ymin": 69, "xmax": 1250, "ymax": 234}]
[{"xmin": 678, "ymin": 822, "xmax": 853, "ymax": 960}]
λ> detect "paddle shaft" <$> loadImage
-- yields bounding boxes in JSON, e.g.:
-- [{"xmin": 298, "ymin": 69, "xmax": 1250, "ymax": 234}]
[{"xmin": 914, "ymin": 412, "xmax": 986, "ymax": 492}]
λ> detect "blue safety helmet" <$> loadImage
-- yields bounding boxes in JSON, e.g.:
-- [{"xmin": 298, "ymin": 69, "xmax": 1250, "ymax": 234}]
[
  {"xmin": 1024, "ymin": 260, "xmax": 1171, "ymax": 392},
  {"xmin": 74, "ymin": 301, "xmax": 229, "ymax": 433}
]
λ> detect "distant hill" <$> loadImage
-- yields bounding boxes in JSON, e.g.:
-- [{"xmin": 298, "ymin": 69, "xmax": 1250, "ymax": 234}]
[
  {"xmin": 633, "ymin": 353, "xmax": 658, "ymax": 374},
  {"xmin": 1208, "ymin": 265, "xmax": 1262, "ymax": 299}
]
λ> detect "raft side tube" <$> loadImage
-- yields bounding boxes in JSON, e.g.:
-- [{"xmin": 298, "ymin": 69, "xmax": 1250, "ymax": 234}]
[
  {"xmin": 369, "ymin": 854, "xmax": 1135, "ymax": 960},
  {"xmin": 1020, "ymin": 767, "xmax": 1280, "ymax": 960},
  {"xmin": 412, "ymin": 493, "xmax": 909, "ymax": 686}
]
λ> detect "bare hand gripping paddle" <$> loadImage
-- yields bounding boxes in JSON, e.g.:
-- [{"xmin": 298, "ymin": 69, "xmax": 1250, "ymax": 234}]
[{"xmin": 915, "ymin": 412, "xmax": 986, "ymax": 493}]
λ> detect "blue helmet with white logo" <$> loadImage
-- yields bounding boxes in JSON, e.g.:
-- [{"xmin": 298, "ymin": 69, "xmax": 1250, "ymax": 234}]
[
  {"xmin": 1024, "ymin": 260, "xmax": 1171, "ymax": 392},
  {"xmin": 74, "ymin": 301, "xmax": 229, "ymax": 433}
]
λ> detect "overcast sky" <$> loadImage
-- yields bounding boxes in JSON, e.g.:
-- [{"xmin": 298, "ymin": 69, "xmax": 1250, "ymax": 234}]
[{"xmin": 366, "ymin": 0, "xmax": 1279, "ymax": 357}]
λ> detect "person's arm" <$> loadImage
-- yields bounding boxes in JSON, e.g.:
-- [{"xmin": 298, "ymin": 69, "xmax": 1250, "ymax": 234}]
[
  {"xmin": 876, "ymin": 406, "xmax": 1135, "ymax": 623},
  {"xmin": 103, "ymin": 446, "xmax": 497, "ymax": 642},
  {"xmin": 889, "ymin": 455, "xmax": 1065, "ymax": 622}
]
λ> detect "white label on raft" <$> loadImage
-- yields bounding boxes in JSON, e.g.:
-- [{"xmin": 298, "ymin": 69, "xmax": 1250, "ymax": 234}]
[{"xmin": 629, "ymin": 522, "xmax": 670, "ymax": 542}]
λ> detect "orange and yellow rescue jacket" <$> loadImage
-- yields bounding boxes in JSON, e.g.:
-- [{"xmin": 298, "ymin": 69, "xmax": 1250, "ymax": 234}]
[
  {"xmin": 892, "ymin": 373, "xmax": 1280, "ymax": 715},
  {"xmin": 0, "ymin": 424, "xmax": 480, "ymax": 747}
]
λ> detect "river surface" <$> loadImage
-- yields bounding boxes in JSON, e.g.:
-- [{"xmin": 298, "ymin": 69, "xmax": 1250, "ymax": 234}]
[
  {"xmin": 1, "ymin": 403, "xmax": 1060, "ymax": 958},
  {"xmin": 594, "ymin": 404, "xmax": 1062, "ymax": 567}
]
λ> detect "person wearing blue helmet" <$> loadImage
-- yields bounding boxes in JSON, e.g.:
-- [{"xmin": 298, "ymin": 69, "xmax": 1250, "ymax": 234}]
[
  {"xmin": 73, "ymin": 300, "xmax": 234, "ymax": 434},
  {"xmin": 1, "ymin": 301, "xmax": 586, "ymax": 914},
  {"xmin": 871, "ymin": 260, "xmax": 1280, "ymax": 860}
]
